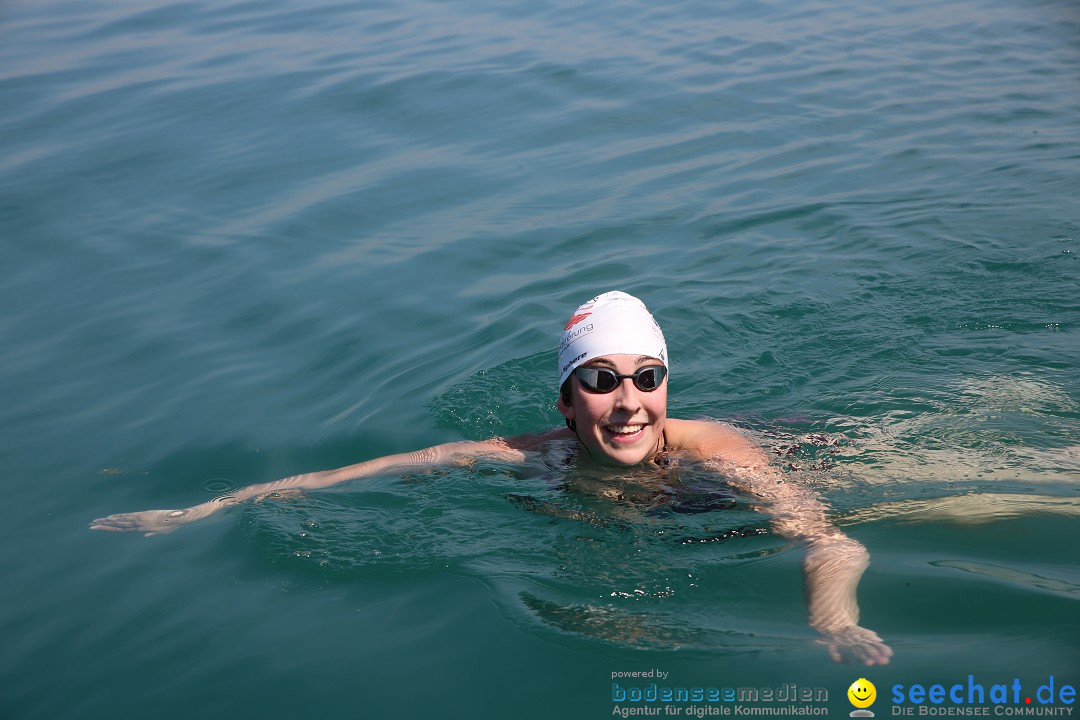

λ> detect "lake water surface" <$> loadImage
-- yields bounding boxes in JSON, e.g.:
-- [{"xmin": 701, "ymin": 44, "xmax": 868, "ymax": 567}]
[{"xmin": 2, "ymin": 0, "xmax": 1078, "ymax": 717}]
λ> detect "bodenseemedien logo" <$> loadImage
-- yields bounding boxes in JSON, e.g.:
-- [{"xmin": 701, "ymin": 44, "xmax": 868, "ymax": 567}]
[{"xmin": 849, "ymin": 679, "xmax": 877, "ymax": 717}]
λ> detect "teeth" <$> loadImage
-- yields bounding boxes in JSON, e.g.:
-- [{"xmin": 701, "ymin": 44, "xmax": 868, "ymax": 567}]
[{"xmin": 608, "ymin": 425, "xmax": 643, "ymax": 435}]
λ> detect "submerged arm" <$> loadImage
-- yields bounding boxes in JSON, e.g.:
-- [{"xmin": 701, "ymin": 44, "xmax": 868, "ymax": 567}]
[
  {"xmin": 675, "ymin": 420, "xmax": 892, "ymax": 665},
  {"xmin": 90, "ymin": 437, "xmax": 532, "ymax": 536}
]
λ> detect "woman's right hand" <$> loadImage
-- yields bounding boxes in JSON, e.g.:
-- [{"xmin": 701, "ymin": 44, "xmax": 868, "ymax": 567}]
[{"xmin": 90, "ymin": 508, "xmax": 191, "ymax": 536}]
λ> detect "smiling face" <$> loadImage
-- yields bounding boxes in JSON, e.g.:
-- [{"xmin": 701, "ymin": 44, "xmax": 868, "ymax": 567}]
[
  {"xmin": 847, "ymin": 679, "xmax": 877, "ymax": 709},
  {"xmin": 558, "ymin": 353, "xmax": 668, "ymax": 466}
]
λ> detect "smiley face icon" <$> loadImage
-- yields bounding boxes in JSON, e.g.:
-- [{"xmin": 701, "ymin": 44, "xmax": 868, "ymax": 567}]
[{"xmin": 848, "ymin": 679, "xmax": 877, "ymax": 709}]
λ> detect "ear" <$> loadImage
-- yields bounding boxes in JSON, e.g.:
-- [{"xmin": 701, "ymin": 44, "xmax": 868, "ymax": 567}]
[{"xmin": 556, "ymin": 391, "xmax": 576, "ymax": 423}]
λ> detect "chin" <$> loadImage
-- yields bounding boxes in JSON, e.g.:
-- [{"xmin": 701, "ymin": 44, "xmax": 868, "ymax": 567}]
[
  {"xmin": 591, "ymin": 435, "xmax": 660, "ymax": 467},
  {"xmin": 607, "ymin": 453, "xmax": 652, "ymax": 467}
]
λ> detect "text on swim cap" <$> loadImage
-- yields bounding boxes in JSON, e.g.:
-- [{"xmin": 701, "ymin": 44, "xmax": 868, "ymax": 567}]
[
  {"xmin": 560, "ymin": 322, "xmax": 594, "ymax": 352},
  {"xmin": 561, "ymin": 352, "xmax": 587, "ymax": 375}
]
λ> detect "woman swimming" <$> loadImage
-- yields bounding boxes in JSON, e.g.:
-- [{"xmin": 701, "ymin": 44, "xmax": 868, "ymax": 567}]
[{"xmin": 91, "ymin": 290, "xmax": 893, "ymax": 666}]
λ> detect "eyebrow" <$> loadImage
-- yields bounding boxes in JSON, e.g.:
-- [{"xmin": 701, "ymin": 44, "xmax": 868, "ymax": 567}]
[{"xmin": 582, "ymin": 355, "xmax": 660, "ymax": 368}]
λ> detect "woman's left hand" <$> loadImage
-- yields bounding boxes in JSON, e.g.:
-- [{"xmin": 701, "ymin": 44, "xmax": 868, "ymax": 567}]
[{"xmin": 819, "ymin": 624, "xmax": 894, "ymax": 666}]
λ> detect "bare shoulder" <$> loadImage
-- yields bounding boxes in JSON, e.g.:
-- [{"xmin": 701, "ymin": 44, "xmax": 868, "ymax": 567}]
[
  {"xmin": 664, "ymin": 418, "xmax": 765, "ymax": 463},
  {"xmin": 665, "ymin": 417, "xmax": 749, "ymax": 446}
]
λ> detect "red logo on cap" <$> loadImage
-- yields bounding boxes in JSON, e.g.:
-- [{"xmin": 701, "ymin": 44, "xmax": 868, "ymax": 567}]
[{"xmin": 564, "ymin": 312, "xmax": 592, "ymax": 331}]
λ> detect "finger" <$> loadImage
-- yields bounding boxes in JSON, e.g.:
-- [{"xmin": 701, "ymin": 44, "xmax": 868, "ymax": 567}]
[
  {"xmin": 874, "ymin": 643, "xmax": 894, "ymax": 665},
  {"xmin": 859, "ymin": 641, "xmax": 892, "ymax": 666},
  {"xmin": 100, "ymin": 518, "xmax": 139, "ymax": 530},
  {"xmin": 91, "ymin": 517, "xmax": 129, "ymax": 527},
  {"xmin": 91, "ymin": 518, "xmax": 135, "ymax": 530},
  {"xmin": 91, "ymin": 515, "xmax": 151, "ymax": 532}
]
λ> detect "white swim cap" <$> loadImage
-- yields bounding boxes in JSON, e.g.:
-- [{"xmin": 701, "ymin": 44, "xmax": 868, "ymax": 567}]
[{"xmin": 558, "ymin": 291, "xmax": 668, "ymax": 387}]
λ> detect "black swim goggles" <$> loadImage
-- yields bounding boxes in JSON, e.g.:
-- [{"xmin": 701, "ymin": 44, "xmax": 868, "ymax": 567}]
[{"xmin": 572, "ymin": 365, "xmax": 668, "ymax": 394}]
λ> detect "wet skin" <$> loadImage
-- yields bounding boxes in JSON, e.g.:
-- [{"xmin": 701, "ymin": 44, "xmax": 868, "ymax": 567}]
[
  {"xmin": 91, "ymin": 351, "xmax": 893, "ymax": 666},
  {"xmin": 557, "ymin": 354, "xmax": 667, "ymax": 467}
]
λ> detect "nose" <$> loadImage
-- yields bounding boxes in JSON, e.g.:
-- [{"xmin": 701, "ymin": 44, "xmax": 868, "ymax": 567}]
[{"xmin": 611, "ymin": 377, "xmax": 642, "ymax": 412}]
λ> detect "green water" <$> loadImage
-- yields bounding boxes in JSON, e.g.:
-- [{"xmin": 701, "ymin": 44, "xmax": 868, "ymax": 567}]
[{"xmin": 2, "ymin": 0, "xmax": 1078, "ymax": 717}]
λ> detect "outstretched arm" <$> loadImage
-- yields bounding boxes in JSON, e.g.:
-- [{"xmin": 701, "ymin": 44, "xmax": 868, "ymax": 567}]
[
  {"xmin": 669, "ymin": 419, "xmax": 892, "ymax": 666},
  {"xmin": 90, "ymin": 437, "xmax": 535, "ymax": 536}
]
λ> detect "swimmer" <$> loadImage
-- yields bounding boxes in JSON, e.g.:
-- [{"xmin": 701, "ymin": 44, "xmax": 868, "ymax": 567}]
[{"xmin": 91, "ymin": 290, "xmax": 893, "ymax": 666}]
